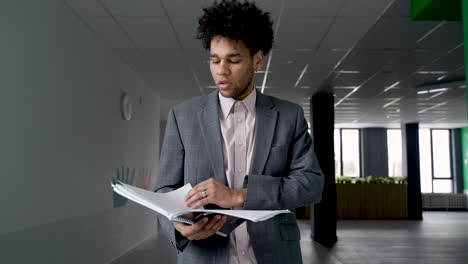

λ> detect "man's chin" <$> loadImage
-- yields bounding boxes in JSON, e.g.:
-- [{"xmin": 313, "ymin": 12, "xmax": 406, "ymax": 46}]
[{"xmin": 218, "ymin": 89, "xmax": 235, "ymax": 98}]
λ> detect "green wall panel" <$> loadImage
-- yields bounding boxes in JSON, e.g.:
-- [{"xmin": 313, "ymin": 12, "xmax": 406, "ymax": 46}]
[
  {"xmin": 411, "ymin": 0, "xmax": 462, "ymax": 21},
  {"xmin": 462, "ymin": 127, "xmax": 468, "ymax": 191}
]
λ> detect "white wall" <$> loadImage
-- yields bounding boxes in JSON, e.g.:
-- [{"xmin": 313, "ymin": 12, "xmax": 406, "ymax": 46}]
[{"xmin": 0, "ymin": 0, "xmax": 161, "ymax": 263}]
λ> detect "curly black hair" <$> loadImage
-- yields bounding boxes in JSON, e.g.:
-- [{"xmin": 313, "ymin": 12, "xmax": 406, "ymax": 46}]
[{"xmin": 196, "ymin": 0, "xmax": 274, "ymax": 56}]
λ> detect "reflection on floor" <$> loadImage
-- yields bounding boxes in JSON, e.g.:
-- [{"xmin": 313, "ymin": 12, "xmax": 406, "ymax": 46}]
[{"xmin": 112, "ymin": 212, "xmax": 468, "ymax": 264}]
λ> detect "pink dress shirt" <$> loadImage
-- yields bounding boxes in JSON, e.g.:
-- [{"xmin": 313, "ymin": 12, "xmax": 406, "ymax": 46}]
[{"xmin": 218, "ymin": 89, "xmax": 257, "ymax": 264}]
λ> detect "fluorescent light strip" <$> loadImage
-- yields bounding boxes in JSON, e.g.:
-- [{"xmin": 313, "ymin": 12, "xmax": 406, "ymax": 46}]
[
  {"xmin": 417, "ymin": 87, "xmax": 449, "ymax": 94},
  {"xmin": 294, "ymin": 64, "xmax": 309, "ymax": 87},
  {"xmin": 417, "ymin": 21, "xmax": 445, "ymax": 43},
  {"xmin": 338, "ymin": 70, "xmax": 360, "ymax": 74},
  {"xmin": 383, "ymin": 81, "xmax": 400, "ymax": 92},
  {"xmin": 429, "ymin": 91, "xmax": 444, "ymax": 99},
  {"xmin": 448, "ymin": 42, "xmax": 464, "ymax": 54},
  {"xmin": 261, "ymin": 0, "xmax": 284, "ymax": 93},
  {"xmin": 432, "ymin": 117, "xmax": 447, "ymax": 123},
  {"xmin": 382, "ymin": 98, "xmax": 401, "ymax": 108},
  {"xmin": 418, "ymin": 102, "xmax": 447, "ymax": 114},
  {"xmin": 429, "ymin": 88, "xmax": 449, "ymax": 93},
  {"xmin": 334, "ymin": 86, "xmax": 359, "ymax": 89},
  {"xmin": 437, "ymin": 75, "xmax": 447, "ymax": 81},
  {"xmin": 417, "ymin": 71, "xmax": 448, "ymax": 74},
  {"xmin": 334, "ymin": 87, "xmax": 359, "ymax": 107}
]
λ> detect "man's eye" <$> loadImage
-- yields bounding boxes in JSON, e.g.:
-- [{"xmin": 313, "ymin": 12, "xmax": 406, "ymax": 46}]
[
  {"xmin": 230, "ymin": 60, "xmax": 241, "ymax": 64},
  {"xmin": 211, "ymin": 60, "xmax": 220, "ymax": 64}
]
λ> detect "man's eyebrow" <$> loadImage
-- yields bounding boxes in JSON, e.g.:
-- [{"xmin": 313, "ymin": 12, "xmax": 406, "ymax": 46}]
[{"xmin": 210, "ymin": 53, "xmax": 242, "ymax": 58}]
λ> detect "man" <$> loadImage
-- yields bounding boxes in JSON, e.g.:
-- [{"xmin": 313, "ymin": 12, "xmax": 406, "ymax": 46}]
[{"xmin": 155, "ymin": 1, "xmax": 324, "ymax": 263}]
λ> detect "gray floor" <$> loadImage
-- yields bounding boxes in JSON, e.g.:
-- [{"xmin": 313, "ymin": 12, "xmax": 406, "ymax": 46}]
[{"xmin": 112, "ymin": 212, "xmax": 468, "ymax": 264}]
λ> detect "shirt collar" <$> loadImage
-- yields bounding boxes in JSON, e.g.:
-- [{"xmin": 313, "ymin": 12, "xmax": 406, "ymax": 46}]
[{"xmin": 218, "ymin": 88, "xmax": 257, "ymax": 119}]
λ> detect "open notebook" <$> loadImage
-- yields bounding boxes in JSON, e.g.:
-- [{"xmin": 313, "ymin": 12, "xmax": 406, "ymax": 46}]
[{"xmin": 111, "ymin": 182, "xmax": 290, "ymax": 237}]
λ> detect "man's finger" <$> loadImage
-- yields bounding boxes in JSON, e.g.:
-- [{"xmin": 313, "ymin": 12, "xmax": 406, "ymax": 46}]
[
  {"xmin": 185, "ymin": 178, "xmax": 218, "ymax": 200},
  {"xmin": 185, "ymin": 191, "xmax": 209, "ymax": 207},
  {"xmin": 202, "ymin": 215, "xmax": 221, "ymax": 231},
  {"xmin": 190, "ymin": 197, "xmax": 210, "ymax": 209}
]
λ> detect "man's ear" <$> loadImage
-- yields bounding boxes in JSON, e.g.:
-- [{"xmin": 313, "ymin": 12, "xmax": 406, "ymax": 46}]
[{"xmin": 253, "ymin": 50, "xmax": 264, "ymax": 71}]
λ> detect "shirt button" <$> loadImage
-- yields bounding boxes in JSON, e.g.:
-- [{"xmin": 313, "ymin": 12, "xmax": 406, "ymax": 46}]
[
  {"xmin": 241, "ymin": 251, "xmax": 246, "ymax": 256},
  {"xmin": 237, "ymin": 141, "xmax": 243, "ymax": 145},
  {"xmin": 237, "ymin": 169, "xmax": 243, "ymax": 173},
  {"xmin": 237, "ymin": 118, "xmax": 242, "ymax": 122}
]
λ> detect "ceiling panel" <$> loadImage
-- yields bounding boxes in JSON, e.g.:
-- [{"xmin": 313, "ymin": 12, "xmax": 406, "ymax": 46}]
[
  {"xmin": 275, "ymin": 17, "xmax": 334, "ymax": 50},
  {"xmin": 382, "ymin": 0, "xmax": 410, "ymax": 18},
  {"xmin": 319, "ymin": 17, "xmax": 376, "ymax": 50},
  {"xmin": 118, "ymin": 17, "xmax": 178, "ymax": 49},
  {"xmin": 101, "ymin": 0, "xmax": 165, "ymax": 17},
  {"xmin": 114, "ymin": 48, "xmax": 154, "ymax": 73},
  {"xmin": 64, "ymin": 0, "xmax": 109, "ymax": 17},
  {"xmin": 161, "ymin": 0, "xmax": 215, "ymax": 18},
  {"xmin": 417, "ymin": 22, "xmax": 463, "ymax": 50},
  {"xmin": 283, "ymin": 0, "xmax": 345, "ymax": 17},
  {"xmin": 82, "ymin": 17, "xmax": 132, "ymax": 49},
  {"xmin": 359, "ymin": 17, "xmax": 439, "ymax": 50},
  {"xmin": 339, "ymin": 0, "xmax": 393, "ymax": 17}
]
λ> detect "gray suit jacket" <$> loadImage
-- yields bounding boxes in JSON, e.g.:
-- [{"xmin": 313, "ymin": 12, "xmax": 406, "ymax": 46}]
[{"xmin": 155, "ymin": 89, "xmax": 324, "ymax": 264}]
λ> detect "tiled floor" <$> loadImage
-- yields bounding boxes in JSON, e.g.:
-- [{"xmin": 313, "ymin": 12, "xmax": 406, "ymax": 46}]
[{"xmin": 112, "ymin": 212, "xmax": 468, "ymax": 264}]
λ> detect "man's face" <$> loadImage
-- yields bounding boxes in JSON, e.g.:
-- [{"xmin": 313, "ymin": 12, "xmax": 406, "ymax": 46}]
[{"xmin": 209, "ymin": 36, "xmax": 263, "ymax": 100}]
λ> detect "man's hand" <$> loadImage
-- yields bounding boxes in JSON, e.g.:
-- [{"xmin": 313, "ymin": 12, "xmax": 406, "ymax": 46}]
[
  {"xmin": 173, "ymin": 215, "xmax": 227, "ymax": 240},
  {"xmin": 184, "ymin": 178, "xmax": 246, "ymax": 209}
]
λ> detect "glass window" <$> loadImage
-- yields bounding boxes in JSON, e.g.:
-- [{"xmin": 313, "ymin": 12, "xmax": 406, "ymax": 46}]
[
  {"xmin": 419, "ymin": 129, "xmax": 432, "ymax": 193},
  {"xmin": 433, "ymin": 179, "xmax": 452, "ymax": 193},
  {"xmin": 432, "ymin": 130, "xmax": 451, "ymax": 179},
  {"xmin": 334, "ymin": 129, "xmax": 341, "ymax": 176},
  {"xmin": 419, "ymin": 129, "xmax": 453, "ymax": 193},
  {"xmin": 387, "ymin": 129, "xmax": 402, "ymax": 177},
  {"xmin": 342, "ymin": 129, "xmax": 360, "ymax": 177}
]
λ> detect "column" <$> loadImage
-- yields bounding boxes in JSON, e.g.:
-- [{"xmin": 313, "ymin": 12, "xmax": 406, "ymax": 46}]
[{"xmin": 311, "ymin": 90, "xmax": 337, "ymax": 247}]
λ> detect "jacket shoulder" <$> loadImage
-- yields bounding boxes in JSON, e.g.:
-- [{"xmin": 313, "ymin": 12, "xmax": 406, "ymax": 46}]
[
  {"xmin": 262, "ymin": 94, "xmax": 303, "ymax": 113},
  {"xmin": 171, "ymin": 94, "xmax": 207, "ymax": 115}
]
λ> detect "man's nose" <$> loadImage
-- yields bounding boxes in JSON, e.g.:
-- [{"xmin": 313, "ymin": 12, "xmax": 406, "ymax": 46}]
[{"xmin": 217, "ymin": 61, "xmax": 230, "ymax": 75}]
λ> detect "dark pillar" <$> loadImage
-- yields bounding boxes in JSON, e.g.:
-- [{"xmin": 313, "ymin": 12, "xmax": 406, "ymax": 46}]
[
  {"xmin": 361, "ymin": 128, "xmax": 388, "ymax": 178},
  {"xmin": 311, "ymin": 91, "xmax": 337, "ymax": 247},
  {"xmin": 402, "ymin": 123, "xmax": 423, "ymax": 220},
  {"xmin": 451, "ymin": 129, "xmax": 464, "ymax": 194}
]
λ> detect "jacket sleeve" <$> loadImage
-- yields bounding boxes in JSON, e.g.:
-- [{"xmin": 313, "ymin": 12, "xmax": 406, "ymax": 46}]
[
  {"xmin": 154, "ymin": 108, "xmax": 189, "ymax": 252},
  {"xmin": 242, "ymin": 106, "xmax": 324, "ymax": 210}
]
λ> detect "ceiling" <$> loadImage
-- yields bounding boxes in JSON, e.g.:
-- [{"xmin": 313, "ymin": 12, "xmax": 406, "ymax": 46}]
[{"xmin": 64, "ymin": 0, "xmax": 467, "ymax": 128}]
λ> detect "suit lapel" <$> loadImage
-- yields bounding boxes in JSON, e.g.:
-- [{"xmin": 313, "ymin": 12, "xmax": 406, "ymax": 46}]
[
  {"xmin": 197, "ymin": 91, "xmax": 228, "ymax": 186},
  {"xmin": 249, "ymin": 90, "xmax": 278, "ymax": 175}
]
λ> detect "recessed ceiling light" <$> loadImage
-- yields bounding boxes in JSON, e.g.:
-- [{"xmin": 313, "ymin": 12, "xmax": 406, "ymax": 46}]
[
  {"xmin": 417, "ymin": 87, "xmax": 449, "ymax": 94},
  {"xmin": 384, "ymin": 81, "xmax": 400, "ymax": 92},
  {"xmin": 382, "ymin": 98, "xmax": 401, "ymax": 108},
  {"xmin": 429, "ymin": 88, "xmax": 449, "ymax": 93},
  {"xmin": 294, "ymin": 64, "xmax": 309, "ymax": 87},
  {"xmin": 338, "ymin": 70, "xmax": 360, "ymax": 74},
  {"xmin": 334, "ymin": 86, "xmax": 359, "ymax": 89},
  {"xmin": 429, "ymin": 92, "xmax": 444, "ymax": 99},
  {"xmin": 417, "ymin": 71, "xmax": 448, "ymax": 75},
  {"xmin": 418, "ymin": 101, "xmax": 447, "ymax": 114}
]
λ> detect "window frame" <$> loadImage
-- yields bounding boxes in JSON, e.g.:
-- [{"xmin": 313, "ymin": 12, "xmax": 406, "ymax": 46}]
[
  {"xmin": 429, "ymin": 129, "xmax": 454, "ymax": 193},
  {"xmin": 335, "ymin": 128, "xmax": 361, "ymax": 177}
]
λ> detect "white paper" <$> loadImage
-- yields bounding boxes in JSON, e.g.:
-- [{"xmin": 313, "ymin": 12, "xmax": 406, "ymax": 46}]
[{"xmin": 111, "ymin": 182, "xmax": 290, "ymax": 222}]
